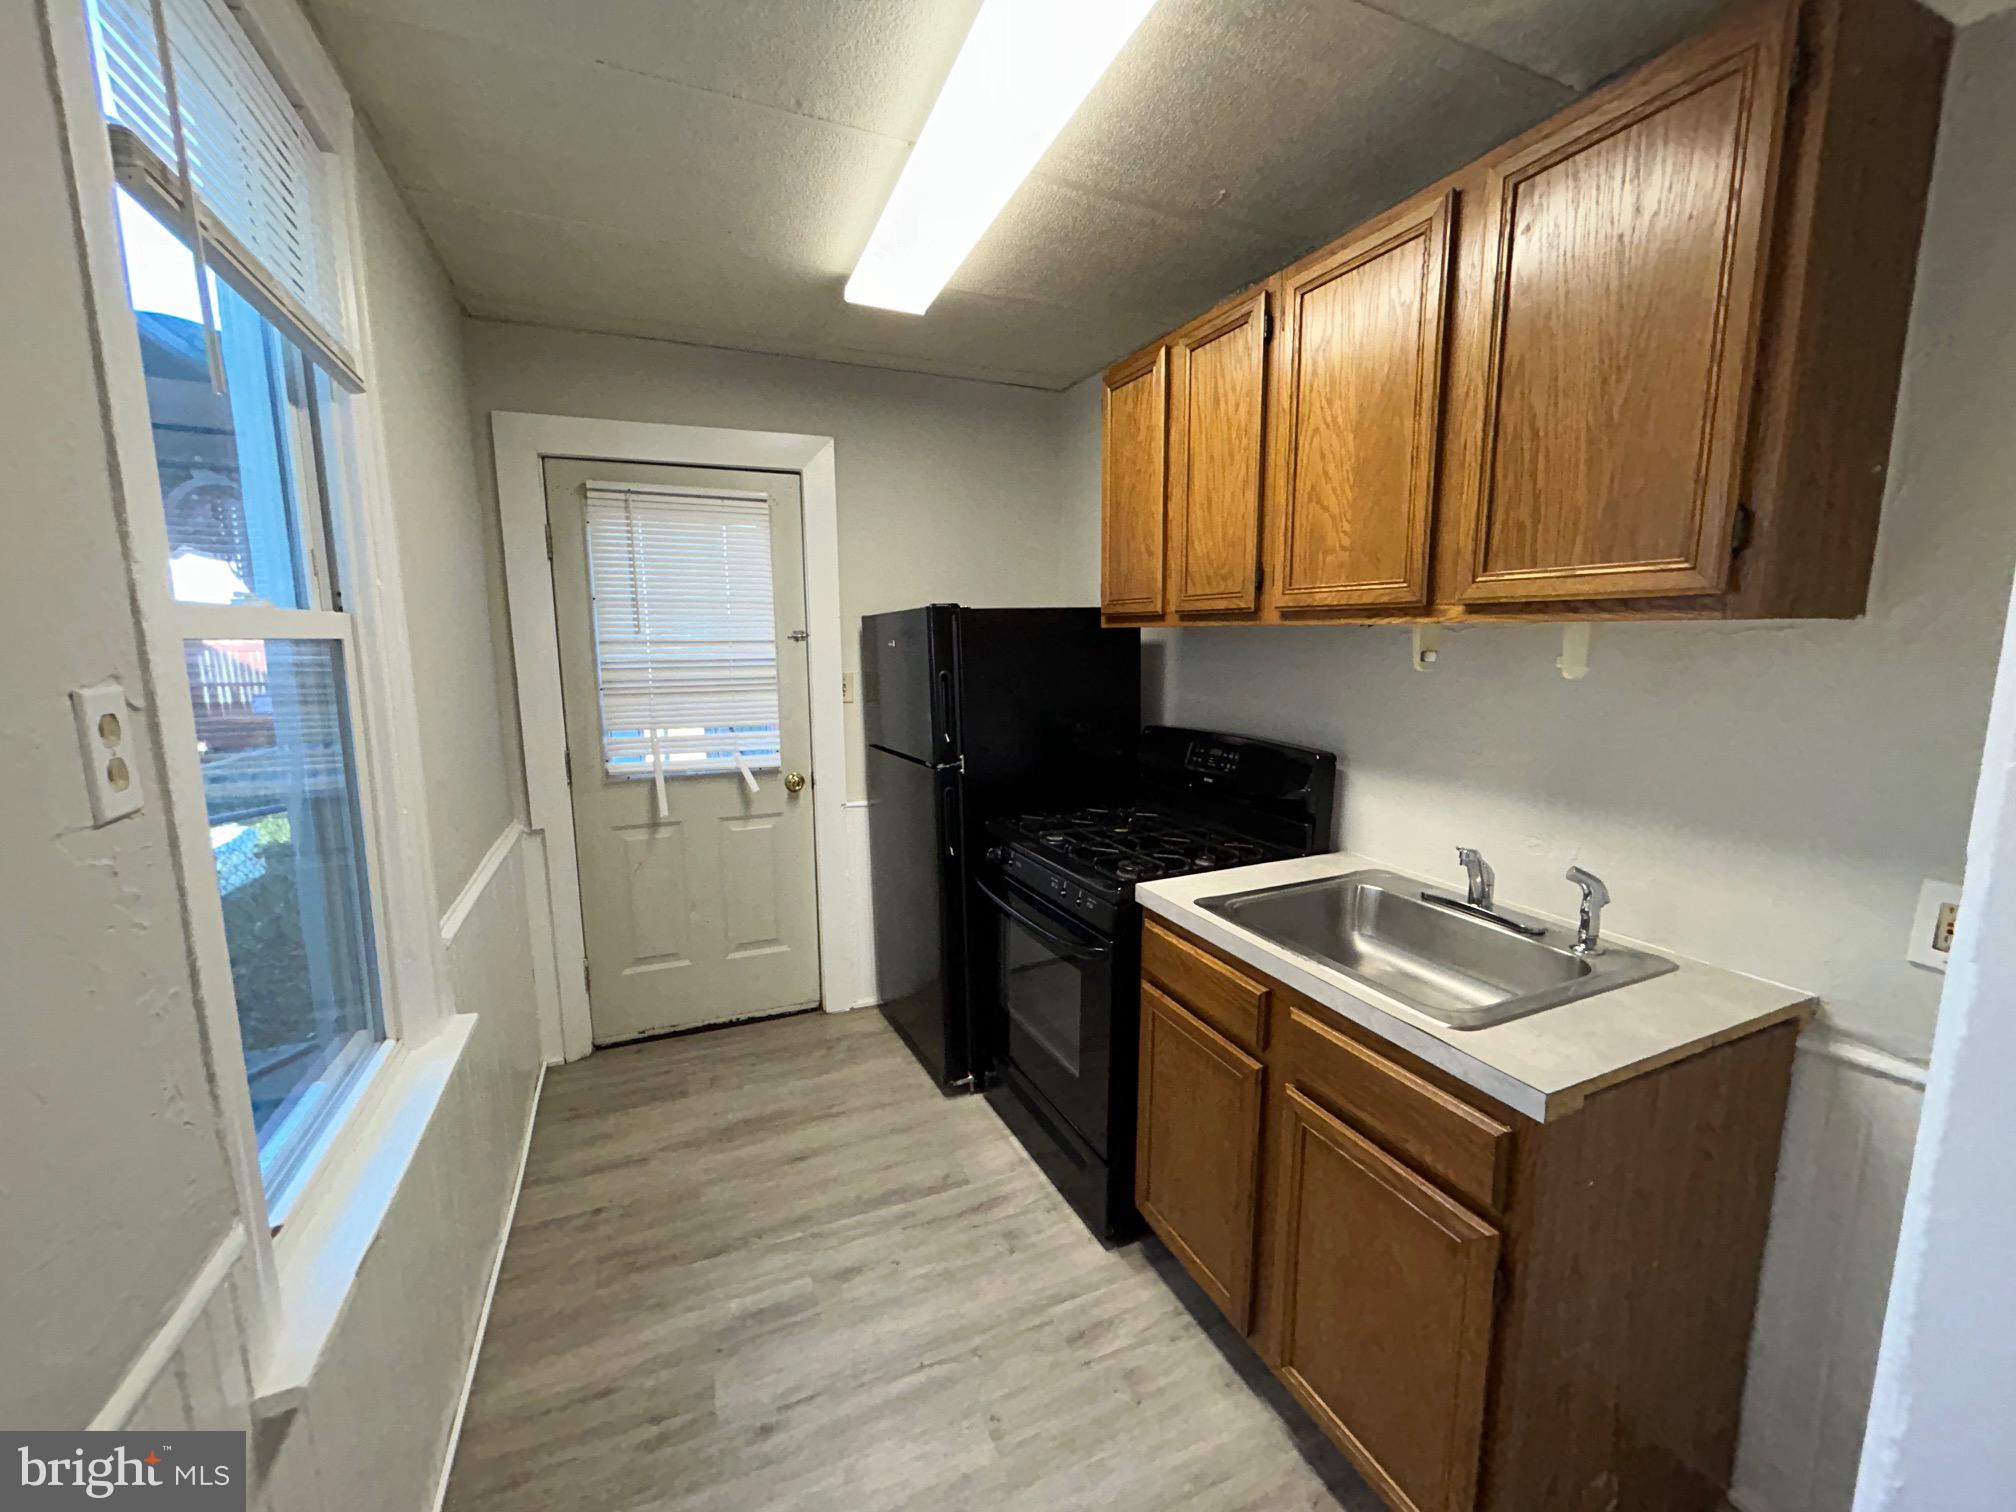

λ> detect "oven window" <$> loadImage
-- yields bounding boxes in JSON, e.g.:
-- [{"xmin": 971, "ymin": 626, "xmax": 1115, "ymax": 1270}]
[{"xmin": 1003, "ymin": 917, "xmax": 1087, "ymax": 1077}]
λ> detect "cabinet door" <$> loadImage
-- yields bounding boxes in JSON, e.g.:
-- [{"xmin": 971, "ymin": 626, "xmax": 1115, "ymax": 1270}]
[
  {"xmin": 1273, "ymin": 1086, "xmax": 1500, "ymax": 1512},
  {"xmin": 1456, "ymin": 9, "xmax": 1794, "ymax": 604},
  {"xmin": 1101, "ymin": 344, "xmax": 1169, "ymax": 616},
  {"xmin": 1136, "ymin": 983, "xmax": 1265, "ymax": 1331},
  {"xmin": 1168, "ymin": 291, "xmax": 1268, "ymax": 615},
  {"xmin": 1269, "ymin": 191, "xmax": 1453, "ymax": 610}
]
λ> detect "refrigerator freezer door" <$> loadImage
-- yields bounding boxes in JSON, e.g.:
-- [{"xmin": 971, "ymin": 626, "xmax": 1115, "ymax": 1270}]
[
  {"xmin": 861, "ymin": 605, "xmax": 957, "ymax": 764},
  {"xmin": 865, "ymin": 745, "xmax": 969, "ymax": 1089}
]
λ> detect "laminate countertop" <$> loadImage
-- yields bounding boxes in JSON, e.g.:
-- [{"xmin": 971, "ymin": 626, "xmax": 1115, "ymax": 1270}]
[{"xmin": 1137, "ymin": 851, "xmax": 1814, "ymax": 1122}]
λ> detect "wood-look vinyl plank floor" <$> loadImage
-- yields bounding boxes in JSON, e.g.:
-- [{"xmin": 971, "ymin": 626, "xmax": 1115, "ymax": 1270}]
[{"xmin": 443, "ymin": 1009, "xmax": 1377, "ymax": 1511}]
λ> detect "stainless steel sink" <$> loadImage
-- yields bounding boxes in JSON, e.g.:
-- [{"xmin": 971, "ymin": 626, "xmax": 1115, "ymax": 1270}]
[{"xmin": 1196, "ymin": 869, "xmax": 1675, "ymax": 1031}]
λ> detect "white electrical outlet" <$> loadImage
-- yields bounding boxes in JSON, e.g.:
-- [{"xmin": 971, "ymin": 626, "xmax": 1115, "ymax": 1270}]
[
  {"xmin": 71, "ymin": 681, "xmax": 144, "ymax": 825},
  {"xmin": 1906, "ymin": 878, "xmax": 1962, "ymax": 972}
]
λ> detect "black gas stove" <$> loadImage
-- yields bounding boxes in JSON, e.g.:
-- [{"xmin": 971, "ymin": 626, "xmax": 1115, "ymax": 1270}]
[
  {"xmin": 975, "ymin": 727, "xmax": 1337, "ymax": 1243},
  {"xmin": 985, "ymin": 807, "xmax": 1289, "ymax": 933}
]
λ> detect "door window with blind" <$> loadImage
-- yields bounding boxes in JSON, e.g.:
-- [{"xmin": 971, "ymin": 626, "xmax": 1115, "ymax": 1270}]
[
  {"xmin": 84, "ymin": 0, "xmax": 387, "ymax": 1207},
  {"xmin": 583, "ymin": 485, "xmax": 784, "ymax": 783}
]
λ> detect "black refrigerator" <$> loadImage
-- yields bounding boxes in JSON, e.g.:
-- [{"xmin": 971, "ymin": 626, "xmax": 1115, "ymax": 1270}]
[{"xmin": 862, "ymin": 606, "xmax": 1139, "ymax": 1092}]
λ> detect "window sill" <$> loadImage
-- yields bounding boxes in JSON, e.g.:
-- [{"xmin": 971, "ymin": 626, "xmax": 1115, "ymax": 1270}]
[
  {"xmin": 262, "ymin": 1037, "xmax": 396, "ymax": 1232},
  {"xmin": 252, "ymin": 1013, "xmax": 476, "ymax": 1421}
]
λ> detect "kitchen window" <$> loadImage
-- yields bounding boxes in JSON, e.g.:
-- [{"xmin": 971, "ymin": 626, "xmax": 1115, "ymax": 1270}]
[
  {"xmin": 114, "ymin": 187, "xmax": 386, "ymax": 1205},
  {"xmin": 86, "ymin": 0, "xmax": 396, "ymax": 1214}
]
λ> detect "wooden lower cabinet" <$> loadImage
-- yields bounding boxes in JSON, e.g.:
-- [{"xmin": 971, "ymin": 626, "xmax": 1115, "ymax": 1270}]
[
  {"xmin": 1137, "ymin": 919, "xmax": 1802, "ymax": 1512},
  {"xmin": 1135, "ymin": 983, "xmax": 1265, "ymax": 1330},
  {"xmin": 1273, "ymin": 1087, "xmax": 1500, "ymax": 1512}
]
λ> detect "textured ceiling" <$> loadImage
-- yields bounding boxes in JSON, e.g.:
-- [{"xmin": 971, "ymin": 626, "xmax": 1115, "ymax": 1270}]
[{"xmin": 310, "ymin": 0, "xmax": 1775, "ymax": 389}]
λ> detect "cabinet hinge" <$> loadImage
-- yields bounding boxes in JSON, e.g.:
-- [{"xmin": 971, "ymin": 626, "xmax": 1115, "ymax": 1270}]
[
  {"xmin": 1262, "ymin": 309, "xmax": 1275, "ymax": 342},
  {"xmin": 1254, "ymin": 564, "xmax": 1265, "ymax": 594},
  {"xmin": 544, "ymin": 520, "xmax": 554, "ymax": 561},
  {"xmin": 564, "ymin": 747, "xmax": 573, "ymax": 785},
  {"xmin": 582, "ymin": 957, "xmax": 592, "ymax": 993},
  {"xmin": 1730, "ymin": 503, "xmax": 1757, "ymax": 561}
]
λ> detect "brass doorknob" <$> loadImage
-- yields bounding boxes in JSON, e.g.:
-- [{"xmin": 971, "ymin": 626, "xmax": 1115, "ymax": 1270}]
[{"xmin": 783, "ymin": 771, "xmax": 807, "ymax": 794}]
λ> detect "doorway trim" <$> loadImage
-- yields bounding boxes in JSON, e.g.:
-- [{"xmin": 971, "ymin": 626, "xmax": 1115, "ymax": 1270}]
[{"xmin": 492, "ymin": 411, "xmax": 849, "ymax": 1062}]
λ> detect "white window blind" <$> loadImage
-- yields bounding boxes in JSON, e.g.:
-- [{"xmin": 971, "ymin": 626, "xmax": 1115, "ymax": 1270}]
[
  {"xmin": 583, "ymin": 485, "xmax": 783, "ymax": 783},
  {"xmin": 84, "ymin": 0, "xmax": 354, "ymax": 378}
]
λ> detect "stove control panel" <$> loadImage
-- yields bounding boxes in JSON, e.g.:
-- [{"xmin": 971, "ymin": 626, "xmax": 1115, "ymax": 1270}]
[
  {"xmin": 1185, "ymin": 741, "xmax": 1241, "ymax": 777},
  {"xmin": 989, "ymin": 846, "xmax": 1119, "ymax": 933}
]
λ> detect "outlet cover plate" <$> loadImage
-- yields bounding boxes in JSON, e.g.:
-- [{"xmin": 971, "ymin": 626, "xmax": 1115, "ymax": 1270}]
[
  {"xmin": 71, "ymin": 681, "xmax": 144, "ymax": 825},
  {"xmin": 1907, "ymin": 878, "xmax": 1962, "ymax": 972}
]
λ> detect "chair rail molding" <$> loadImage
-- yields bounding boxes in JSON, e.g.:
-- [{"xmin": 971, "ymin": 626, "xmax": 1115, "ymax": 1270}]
[{"xmin": 441, "ymin": 822, "xmax": 531, "ymax": 946}]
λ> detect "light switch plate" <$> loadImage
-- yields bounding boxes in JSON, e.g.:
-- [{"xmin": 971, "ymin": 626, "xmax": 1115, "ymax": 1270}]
[
  {"xmin": 1906, "ymin": 878, "xmax": 1962, "ymax": 972},
  {"xmin": 71, "ymin": 681, "xmax": 144, "ymax": 825}
]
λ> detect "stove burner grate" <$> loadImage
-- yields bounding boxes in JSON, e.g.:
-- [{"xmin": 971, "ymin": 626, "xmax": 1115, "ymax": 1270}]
[{"xmin": 1001, "ymin": 805, "xmax": 1282, "ymax": 888}]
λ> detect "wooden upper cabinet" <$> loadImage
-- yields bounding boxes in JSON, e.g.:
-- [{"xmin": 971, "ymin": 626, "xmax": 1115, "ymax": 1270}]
[
  {"xmin": 1136, "ymin": 983, "xmax": 1266, "ymax": 1332},
  {"xmin": 1273, "ymin": 1086, "xmax": 1500, "ymax": 1512},
  {"xmin": 1168, "ymin": 291, "xmax": 1269, "ymax": 615},
  {"xmin": 1093, "ymin": 0, "xmax": 1947, "ymax": 625},
  {"xmin": 1268, "ymin": 191, "xmax": 1454, "ymax": 611},
  {"xmin": 1454, "ymin": 6, "xmax": 1797, "ymax": 604},
  {"xmin": 1101, "ymin": 344, "xmax": 1169, "ymax": 616}
]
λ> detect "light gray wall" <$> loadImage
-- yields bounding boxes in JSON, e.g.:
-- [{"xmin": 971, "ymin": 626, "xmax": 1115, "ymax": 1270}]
[
  {"xmin": 1855, "ymin": 514, "xmax": 2016, "ymax": 1511},
  {"xmin": 459, "ymin": 320, "xmax": 1075, "ymax": 802},
  {"xmin": 1058, "ymin": 374, "xmax": 1105, "ymax": 605},
  {"xmin": 1855, "ymin": 14, "xmax": 2016, "ymax": 1508},
  {"xmin": 0, "ymin": 0, "xmax": 238, "ymax": 1429},
  {"xmin": 355, "ymin": 142, "xmax": 520, "ymax": 912}
]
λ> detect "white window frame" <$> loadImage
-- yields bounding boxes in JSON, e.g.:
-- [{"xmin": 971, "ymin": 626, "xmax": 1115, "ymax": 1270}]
[{"xmin": 43, "ymin": 0, "xmax": 457, "ymax": 1401}]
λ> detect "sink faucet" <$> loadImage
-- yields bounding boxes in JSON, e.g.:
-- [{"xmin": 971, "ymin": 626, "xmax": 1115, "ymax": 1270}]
[
  {"xmin": 1422, "ymin": 848, "xmax": 1545, "ymax": 938},
  {"xmin": 1456, "ymin": 847, "xmax": 1495, "ymax": 909},
  {"xmin": 1567, "ymin": 866, "xmax": 1610, "ymax": 955}
]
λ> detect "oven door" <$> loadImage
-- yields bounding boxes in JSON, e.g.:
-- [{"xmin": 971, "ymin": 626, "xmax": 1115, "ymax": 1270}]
[{"xmin": 977, "ymin": 873, "xmax": 1115, "ymax": 1155}]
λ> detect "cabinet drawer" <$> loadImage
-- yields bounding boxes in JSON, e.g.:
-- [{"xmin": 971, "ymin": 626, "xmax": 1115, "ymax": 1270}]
[
  {"xmin": 1283, "ymin": 1006, "xmax": 1512, "ymax": 1211},
  {"xmin": 1142, "ymin": 921, "xmax": 1270, "ymax": 1052}
]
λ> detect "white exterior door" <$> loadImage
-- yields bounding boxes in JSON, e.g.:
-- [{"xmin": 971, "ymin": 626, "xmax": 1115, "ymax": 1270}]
[{"xmin": 546, "ymin": 457, "xmax": 820, "ymax": 1042}]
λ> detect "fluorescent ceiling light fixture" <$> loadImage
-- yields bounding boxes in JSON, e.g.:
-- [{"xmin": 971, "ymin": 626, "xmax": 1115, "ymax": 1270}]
[{"xmin": 845, "ymin": 0, "xmax": 1161, "ymax": 315}]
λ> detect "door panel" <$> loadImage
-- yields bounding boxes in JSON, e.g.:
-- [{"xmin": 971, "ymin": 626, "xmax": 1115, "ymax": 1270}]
[
  {"xmin": 1269, "ymin": 193, "xmax": 1452, "ymax": 610},
  {"xmin": 1136, "ymin": 983, "xmax": 1265, "ymax": 1331},
  {"xmin": 1169, "ymin": 291, "xmax": 1268, "ymax": 615},
  {"xmin": 1101, "ymin": 345, "xmax": 1168, "ymax": 616},
  {"xmin": 720, "ymin": 815, "xmax": 785, "ymax": 957},
  {"xmin": 1274, "ymin": 1086, "xmax": 1500, "ymax": 1512},
  {"xmin": 548, "ymin": 458, "xmax": 821, "ymax": 1042},
  {"xmin": 617, "ymin": 822, "xmax": 692, "ymax": 971},
  {"xmin": 1458, "ymin": 13, "xmax": 1792, "ymax": 603}
]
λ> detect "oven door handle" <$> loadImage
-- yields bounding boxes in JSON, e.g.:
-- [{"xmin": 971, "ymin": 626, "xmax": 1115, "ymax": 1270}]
[{"xmin": 976, "ymin": 879, "xmax": 1114, "ymax": 961}]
